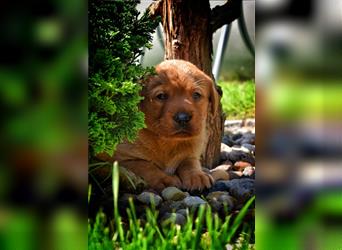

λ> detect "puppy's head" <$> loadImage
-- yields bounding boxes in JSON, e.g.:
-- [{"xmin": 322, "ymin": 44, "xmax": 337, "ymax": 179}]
[{"xmin": 140, "ymin": 60, "xmax": 218, "ymax": 139}]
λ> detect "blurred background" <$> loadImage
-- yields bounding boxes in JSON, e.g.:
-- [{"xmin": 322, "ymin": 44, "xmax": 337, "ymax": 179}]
[
  {"xmin": 256, "ymin": 0, "xmax": 342, "ymax": 249},
  {"xmin": 1, "ymin": 0, "xmax": 341, "ymax": 249},
  {"xmin": 0, "ymin": 0, "xmax": 87, "ymax": 249}
]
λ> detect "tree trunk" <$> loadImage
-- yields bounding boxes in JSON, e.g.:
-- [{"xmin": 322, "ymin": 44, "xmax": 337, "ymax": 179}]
[{"xmin": 159, "ymin": 0, "xmax": 224, "ymax": 169}]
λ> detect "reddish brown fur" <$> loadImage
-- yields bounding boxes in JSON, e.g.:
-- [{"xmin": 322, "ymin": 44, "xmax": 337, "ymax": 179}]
[{"xmin": 113, "ymin": 60, "xmax": 219, "ymax": 191}]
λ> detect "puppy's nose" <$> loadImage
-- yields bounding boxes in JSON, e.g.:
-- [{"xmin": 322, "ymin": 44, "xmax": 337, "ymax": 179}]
[{"xmin": 173, "ymin": 112, "xmax": 192, "ymax": 125}]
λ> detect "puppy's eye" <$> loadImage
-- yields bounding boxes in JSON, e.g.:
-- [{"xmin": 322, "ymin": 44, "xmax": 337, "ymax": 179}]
[
  {"xmin": 192, "ymin": 92, "xmax": 202, "ymax": 100},
  {"xmin": 156, "ymin": 93, "xmax": 168, "ymax": 101}
]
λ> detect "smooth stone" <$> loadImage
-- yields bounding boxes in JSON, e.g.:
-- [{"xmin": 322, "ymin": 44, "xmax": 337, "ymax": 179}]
[
  {"xmin": 208, "ymin": 199, "xmax": 222, "ymax": 212},
  {"xmin": 245, "ymin": 118, "xmax": 255, "ymax": 127},
  {"xmin": 228, "ymin": 171, "xmax": 243, "ymax": 179},
  {"xmin": 210, "ymin": 179, "xmax": 255, "ymax": 203},
  {"xmin": 224, "ymin": 120, "xmax": 242, "ymax": 127},
  {"xmin": 159, "ymin": 200, "xmax": 186, "ymax": 215},
  {"xmin": 161, "ymin": 212, "xmax": 186, "ymax": 226},
  {"xmin": 170, "ymin": 200, "xmax": 186, "ymax": 210},
  {"xmin": 232, "ymin": 133, "xmax": 243, "ymax": 141},
  {"xmin": 241, "ymin": 143, "xmax": 255, "ymax": 153},
  {"xmin": 137, "ymin": 192, "xmax": 162, "ymax": 206},
  {"xmin": 221, "ymin": 143, "xmax": 233, "ymax": 153},
  {"xmin": 206, "ymin": 191, "xmax": 230, "ymax": 200},
  {"xmin": 209, "ymin": 182, "xmax": 227, "ymax": 192},
  {"xmin": 176, "ymin": 208, "xmax": 189, "ymax": 217},
  {"xmin": 243, "ymin": 166, "xmax": 255, "ymax": 178},
  {"xmin": 210, "ymin": 165, "xmax": 231, "ymax": 181},
  {"xmin": 233, "ymin": 161, "xmax": 252, "ymax": 171},
  {"xmin": 206, "ymin": 191, "xmax": 235, "ymax": 208},
  {"xmin": 242, "ymin": 133, "xmax": 255, "ymax": 143},
  {"xmin": 161, "ymin": 187, "xmax": 188, "ymax": 201},
  {"xmin": 222, "ymin": 135, "xmax": 234, "ymax": 147},
  {"xmin": 241, "ymin": 139, "xmax": 254, "ymax": 145},
  {"xmin": 217, "ymin": 194, "xmax": 236, "ymax": 208},
  {"xmin": 183, "ymin": 196, "xmax": 207, "ymax": 208},
  {"xmin": 234, "ymin": 137, "xmax": 244, "ymax": 145},
  {"xmin": 235, "ymin": 128, "xmax": 250, "ymax": 134},
  {"xmin": 220, "ymin": 160, "xmax": 233, "ymax": 166},
  {"xmin": 227, "ymin": 150, "xmax": 255, "ymax": 165},
  {"xmin": 220, "ymin": 143, "xmax": 233, "ymax": 161},
  {"xmin": 232, "ymin": 146, "xmax": 250, "ymax": 154}
]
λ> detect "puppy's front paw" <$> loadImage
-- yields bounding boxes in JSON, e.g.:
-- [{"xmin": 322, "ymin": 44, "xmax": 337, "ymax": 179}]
[
  {"xmin": 149, "ymin": 175, "xmax": 182, "ymax": 191},
  {"xmin": 180, "ymin": 170, "xmax": 214, "ymax": 191}
]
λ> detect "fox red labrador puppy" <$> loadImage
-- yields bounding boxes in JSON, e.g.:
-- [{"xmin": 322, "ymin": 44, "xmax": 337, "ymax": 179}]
[{"xmin": 104, "ymin": 60, "xmax": 219, "ymax": 191}]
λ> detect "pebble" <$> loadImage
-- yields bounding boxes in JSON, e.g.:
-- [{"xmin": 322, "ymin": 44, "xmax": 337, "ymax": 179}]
[
  {"xmin": 207, "ymin": 191, "xmax": 235, "ymax": 207},
  {"xmin": 220, "ymin": 143, "xmax": 233, "ymax": 161},
  {"xmin": 233, "ymin": 161, "xmax": 252, "ymax": 170},
  {"xmin": 137, "ymin": 192, "xmax": 163, "ymax": 206},
  {"xmin": 159, "ymin": 200, "xmax": 186, "ymax": 215},
  {"xmin": 210, "ymin": 179, "xmax": 255, "ymax": 204},
  {"xmin": 176, "ymin": 208, "xmax": 189, "ymax": 217},
  {"xmin": 183, "ymin": 196, "xmax": 207, "ymax": 208},
  {"xmin": 161, "ymin": 212, "xmax": 186, "ymax": 226},
  {"xmin": 161, "ymin": 187, "xmax": 188, "ymax": 201},
  {"xmin": 117, "ymin": 118, "xmax": 255, "ymax": 226},
  {"xmin": 210, "ymin": 165, "xmax": 230, "ymax": 181},
  {"xmin": 232, "ymin": 133, "xmax": 243, "ymax": 141},
  {"xmin": 224, "ymin": 120, "xmax": 242, "ymax": 127},
  {"xmin": 241, "ymin": 132, "xmax": 255, "ymax": 143},
  {"xmin": 222, "ymin": 135, "xmax": 234, "ymax": 146},
  {"xmin": 232, "ymin": 146, "xmax": 251, "ymax": 154},
  {"xmin": 241, "ymin": 143, "xmax": 255, "ymax": 153},
  {"xmin": 206, "ymin": 191, "xmax": 229, "ymax": 200},
  {"xmin": 243, "ymin": 166, "xmax": 255, "ymax": 178},
  {"xmin": 221, "ymin": 143, "xmax": 233, "ymax": 153},
  {"xmin": 231, "ymin": 151, "xmax": 255, "ymax": 165},
  {"xmin": 234, "ymin": 127, "xmax": 251, "ymax": 134}
]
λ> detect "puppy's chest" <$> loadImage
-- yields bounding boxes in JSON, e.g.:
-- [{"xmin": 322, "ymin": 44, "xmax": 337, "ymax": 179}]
[
  {"xmin": 162, "ymin": 154, "xmax": 186, "ymax": 175},
  {"xmin": 156, "ymin": 143, "xmax": 198, "ymax": 175}
]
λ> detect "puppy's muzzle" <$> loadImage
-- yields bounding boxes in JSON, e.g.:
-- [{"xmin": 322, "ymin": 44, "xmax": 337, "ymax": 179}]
[{"xmin": 173, "ymin": 112, "xmax": 192, "ymax": 127}]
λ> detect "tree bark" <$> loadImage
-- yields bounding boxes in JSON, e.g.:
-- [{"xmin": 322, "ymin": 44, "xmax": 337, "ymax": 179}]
[{"xmin": 156, "ymin": 0, "xmax": 223, "ymax": 169}]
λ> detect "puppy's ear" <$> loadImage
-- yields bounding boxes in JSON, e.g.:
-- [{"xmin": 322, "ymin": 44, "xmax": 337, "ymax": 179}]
[
  {"xmin": 138, "ymin": 75, "xmax": 152, "ymax": 111},
  {"xmin": 209, "ymin": 79, "xmax": 220, "ymax": 116}
]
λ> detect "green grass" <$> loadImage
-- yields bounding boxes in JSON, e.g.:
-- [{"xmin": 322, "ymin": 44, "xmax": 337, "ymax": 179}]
[
  {"xmin": 219, "ymin": 80, "xmax": 255, "ymax": 119},
  {"xmin": 88, "ymin": 162, "xmax": 255, "ymax": 250}
]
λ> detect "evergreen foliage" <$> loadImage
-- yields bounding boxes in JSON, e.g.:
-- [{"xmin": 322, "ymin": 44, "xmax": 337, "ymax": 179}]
[{"xmin": 88, "ymin": 0, "xmax": 158, "ymax": 156}]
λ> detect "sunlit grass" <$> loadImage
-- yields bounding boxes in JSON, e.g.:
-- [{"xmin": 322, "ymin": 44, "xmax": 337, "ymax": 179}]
[{"xmin": 219, "ymin": 80, "xmax": 255, "ymax": 119}]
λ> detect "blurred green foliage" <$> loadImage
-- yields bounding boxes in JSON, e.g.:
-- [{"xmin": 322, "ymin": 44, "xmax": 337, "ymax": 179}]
[
  {"xmin": 0, "ymin": 0, "xmax": 88, "ymax": 249},
  {"xmin": 268, "ymin": 80, "xmax": 342, "ymax": 120},
  {"xmin": 219, "ymin": 80, "xmax": 255, "ymax": 119},
  {"xmin": 257, "ymin": 191, "xmax": 342, "ymax": 250},
  {"xmin": 88, "ymin": 0, "xmax": 159, "ymax": 157}
]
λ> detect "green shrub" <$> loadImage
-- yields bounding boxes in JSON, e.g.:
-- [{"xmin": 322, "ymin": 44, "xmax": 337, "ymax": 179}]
[{"xmin": 88, "ymin": 0, "xmax": 159, "ymax": 157}]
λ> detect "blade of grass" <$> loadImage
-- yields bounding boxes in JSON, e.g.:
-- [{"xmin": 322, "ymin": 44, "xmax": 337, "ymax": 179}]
[
  {"xmin": 88, "ymin": 184, "xmax": 92, "ymax": 203},
  {"xmin": 219, "ymin": 214, "xmax": 231, "ymax": 249},
  {"xmin": 192, "ymin": 205, "xmax": 206, "ymax": 250},
  {"xmin": 88, "ymin": 161, "xmax": 110, "ymax": 172},
  {"xmin": 112, "ymin": 161, "xmax": 124, "ymax": 243},
  {"xmin": 205, "ymin": 206, "xmax": 214, "ymax": 250},
  {"xmin": 227, "ymin": 196, "xmax": 255, "ymax": 242}
]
